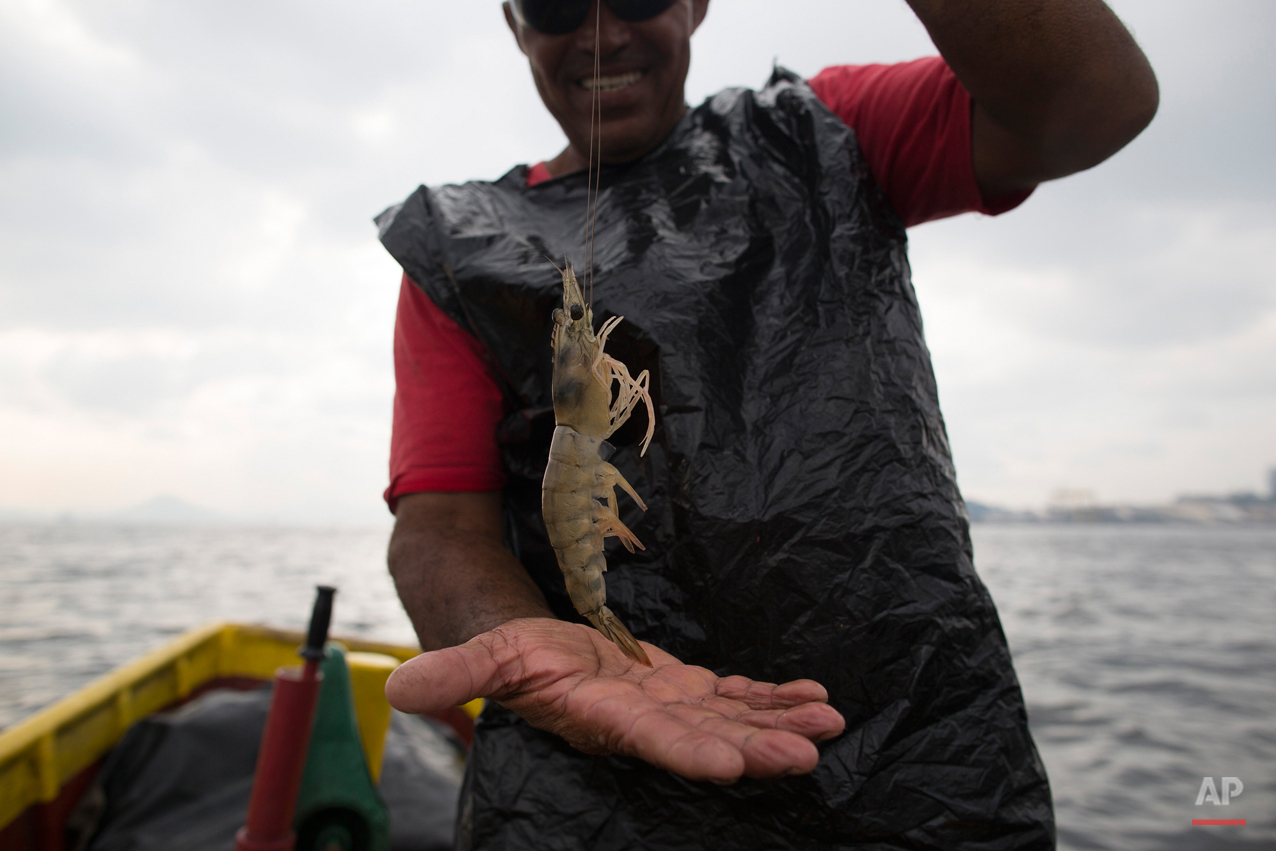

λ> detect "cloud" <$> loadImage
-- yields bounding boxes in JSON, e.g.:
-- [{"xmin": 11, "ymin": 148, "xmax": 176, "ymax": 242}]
[
  {"xmin": 913, "ymin": 197, "xmax": 1276, "ymax": 349},
  {"xmin": 0, "ymin": 0, "xmax": 1272, "ymax": 517},
  {"xmin": 911, "ymin": 201, "xmax": 1276, "ymax": 505},
  {"xmin": 0, "ymin": 325, "xmax": 394, "ymax": 521}
]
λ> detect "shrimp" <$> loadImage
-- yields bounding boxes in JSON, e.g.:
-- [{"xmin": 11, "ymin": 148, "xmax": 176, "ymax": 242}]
[{"xmin": 541, "ymin": 262, "xmax": 656, "ymax": 666}]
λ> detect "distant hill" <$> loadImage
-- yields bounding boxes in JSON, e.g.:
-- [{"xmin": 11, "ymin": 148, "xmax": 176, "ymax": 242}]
[
  {"xmin": 0, "ymin": 496, "xmax": 393, "ymax": 527},
  {"xmin": 0, "ymin": 507, "xmax": 46, "ymax": 523},
  {"xmin": 106, "ymin": 495, "xmax": 226, "ymax": 525},
  {"xmin": 966, "ymin": 501, "xmax": 1039, "ymax": 523}
]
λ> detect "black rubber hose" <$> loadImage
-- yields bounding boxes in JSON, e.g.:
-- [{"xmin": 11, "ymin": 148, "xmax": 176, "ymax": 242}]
[{"xmin": 300, "ymin": 585, "xmax": 337, "ymax": 661}]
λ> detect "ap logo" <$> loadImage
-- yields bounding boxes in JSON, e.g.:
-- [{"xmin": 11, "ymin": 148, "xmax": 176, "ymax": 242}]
[{"xmin": 1196, "ymin": 777, "xmax": 1244, "ymax": 806}]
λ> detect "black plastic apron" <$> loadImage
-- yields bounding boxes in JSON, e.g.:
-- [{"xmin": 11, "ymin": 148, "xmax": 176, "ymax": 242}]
[{"xmin": 377, "ymin": 68, "xmax": 1054, "ymax": 851}]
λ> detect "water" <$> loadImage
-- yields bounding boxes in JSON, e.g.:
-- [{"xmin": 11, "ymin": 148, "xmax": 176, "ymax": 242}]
[
  {"xmin": 1, "ymin": 522, "xmax": 1273, "ymax": 849},
  {"xmin": 0, "ymin": 523, "xmax": 417, "ymax": 730},
  {"xmin": 975, "ymin": 525, "xmax": 1276, "ymax": 849}
]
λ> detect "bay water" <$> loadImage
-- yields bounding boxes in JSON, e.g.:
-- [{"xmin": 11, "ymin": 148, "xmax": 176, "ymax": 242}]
[{"xmin": 1, "ymin": 522, "xmax": 1272, "ymax": 849}]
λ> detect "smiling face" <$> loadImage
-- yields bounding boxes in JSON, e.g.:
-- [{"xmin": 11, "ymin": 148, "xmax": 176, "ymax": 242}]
[{"xmin": 503, "ymin": 0, "xmax": 710, "ymax": 173}]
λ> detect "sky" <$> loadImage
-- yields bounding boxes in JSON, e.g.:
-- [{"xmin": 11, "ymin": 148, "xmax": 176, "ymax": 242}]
[{"xmin": 0, "ymin": 0, "xmax": 1272, "ymax": 523}]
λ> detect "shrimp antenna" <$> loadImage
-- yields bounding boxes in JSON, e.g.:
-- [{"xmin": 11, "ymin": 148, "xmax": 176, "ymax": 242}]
[
  {"xmin": 542, "ymin": 253, "xmax": 564, "ymax": 274},
  {"xmin": 584, "ymin": 0, "xmax": 601, "ymax": 308}
]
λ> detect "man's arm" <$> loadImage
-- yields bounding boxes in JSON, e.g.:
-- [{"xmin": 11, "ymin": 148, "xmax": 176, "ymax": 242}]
[
  {"xmin": 386, "ymin": 490, "xmax": 846, "ymax": 783},
  {"xmin": 389, "ymin": 491, "xmax": 552, "ymax": 651},
  {"xmin": 906, "ymin": 0, "xmax": 1159, "ymax": 198}
]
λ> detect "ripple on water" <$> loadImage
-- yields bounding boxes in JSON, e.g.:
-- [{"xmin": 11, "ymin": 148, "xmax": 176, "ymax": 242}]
[
  {"xmin": 0, "ymin": 522, "xmax": 415, "ymax": 731},
  {"xmin": 1, "ymin": 522, "xmax": 1273, "ymax": 848},
  {"xmin": 972, "ymin": 524, "xmax": 1276, "ymax": 849}
]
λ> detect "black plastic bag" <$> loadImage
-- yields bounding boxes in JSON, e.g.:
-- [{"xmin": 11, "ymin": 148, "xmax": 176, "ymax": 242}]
[
  {"xmin": 378, "ymin": 68, "xmax": 1053, "ymax": 850},
  {"xmin": 81, "ymin": 686, "xmax": 462, "ymax": 851}
]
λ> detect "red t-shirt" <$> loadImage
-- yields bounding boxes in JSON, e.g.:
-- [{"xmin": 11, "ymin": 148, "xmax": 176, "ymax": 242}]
[{"xmin": 385, "ymin": 57, "xmax": 1031, "ymax": 510}]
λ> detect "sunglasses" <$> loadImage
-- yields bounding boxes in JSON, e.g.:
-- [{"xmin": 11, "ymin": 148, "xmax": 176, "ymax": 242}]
[{"xmin": 510, "ymin": 0, "xmax": 677, "ymax": 35}]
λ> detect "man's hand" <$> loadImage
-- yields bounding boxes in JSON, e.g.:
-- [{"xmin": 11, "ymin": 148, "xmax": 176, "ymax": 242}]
[
  {"xmin": 388, "ymin": 495, "xmax": 844, "ymax": 782},
  {"xmin": 386, "ymin": 617, "xmax": 846, "ymax": 784}
]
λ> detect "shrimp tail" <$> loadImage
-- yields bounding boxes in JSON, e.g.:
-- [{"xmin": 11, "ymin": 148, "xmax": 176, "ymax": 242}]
[{"xmin": 587, "ymin": 606, "xmax": 653, "ymax": 667}]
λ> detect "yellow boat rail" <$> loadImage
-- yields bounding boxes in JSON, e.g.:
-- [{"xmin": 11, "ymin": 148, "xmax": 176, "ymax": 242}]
[{"xmin": 0, "ymin": 622, "xmax": 478, "ymax": 835}]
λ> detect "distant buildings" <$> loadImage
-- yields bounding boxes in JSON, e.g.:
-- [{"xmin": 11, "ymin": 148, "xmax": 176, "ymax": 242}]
[
  {"xmin": 967, "ymin": 467, "xmax": 1276, "ymax": 524},
  {"xmin": 965, "ymin": 502, "xmax": 1039, "ymax": 523}
]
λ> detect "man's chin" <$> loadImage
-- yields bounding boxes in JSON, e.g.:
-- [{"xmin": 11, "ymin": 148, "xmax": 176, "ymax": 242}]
[
  {"xmin": 554, "ymin": 89, "xmax": 684, "ymax": 166},
  {"xmin": 590, "ymin": 115, "xmax": 675, "ymax": 164}
]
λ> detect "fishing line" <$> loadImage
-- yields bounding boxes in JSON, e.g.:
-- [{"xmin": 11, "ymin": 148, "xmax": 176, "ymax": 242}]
[{"xmin": 585, "ymin": 0, "xmax": 601, "ymax": 308}]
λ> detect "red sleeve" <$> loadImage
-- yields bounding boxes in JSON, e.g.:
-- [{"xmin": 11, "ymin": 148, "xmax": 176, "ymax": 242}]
[
  {"xmin": 808, "ymin": 57, "xmax": 1032, "ymax": 227},
  {"xmin": 527, "ymin": 161, "xmax": 554, "ymax": 186},
  {"xmin": 385, "ymin": 274, "xmax": 506, "ymax": 512}
]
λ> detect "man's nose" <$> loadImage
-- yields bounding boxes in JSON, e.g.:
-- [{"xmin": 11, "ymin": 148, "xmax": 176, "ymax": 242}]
[{"xmin": 572, "ymin": 1, "xmax": 632, "ymax": 58}]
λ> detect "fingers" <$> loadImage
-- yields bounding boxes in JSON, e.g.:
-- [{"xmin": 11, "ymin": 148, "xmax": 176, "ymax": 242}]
[
  {"xmin": 715, "ymin": 675, "xmax": 830, "ymax": 709},
  {"xmin": 709, "ymin": 678, "xmax": 846, "ymax": 742},
  {"xmin": 614, "ymin": 698, "xmax": 829, "ymax": 783},
  {"xmin": 622, "ymin": 706, "xmax": 746, "ymax": 783},
  {"xmin": 385, "ymin": 637, "xmax": 506, "ymax": 714},
  {"xmin": 772, "ymin": 678, "xmax": 831, "ymax": 706},
  {"xmin": 738, "ymin": 702, "xmax": 846, "ymax": 743},
  {"xmin": 663, "ymin": 704, "xmax": 820, "ymax": 780}
]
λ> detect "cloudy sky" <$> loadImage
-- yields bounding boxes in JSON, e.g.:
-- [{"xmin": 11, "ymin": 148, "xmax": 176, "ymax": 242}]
[{"xmin": 0, "ymin": 0, "xmax": 1272, "ymax": 522}]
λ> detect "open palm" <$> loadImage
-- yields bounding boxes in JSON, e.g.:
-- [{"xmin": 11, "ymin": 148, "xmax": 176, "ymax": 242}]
[{"xmin": 385, "ymin": 617, "xmax": 845, "ymax": 784}]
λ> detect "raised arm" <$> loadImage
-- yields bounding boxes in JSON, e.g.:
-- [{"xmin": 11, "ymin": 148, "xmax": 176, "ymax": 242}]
[{"xmin": 906, "ymin": 0, "xmax": 1159, "ymax": 198}]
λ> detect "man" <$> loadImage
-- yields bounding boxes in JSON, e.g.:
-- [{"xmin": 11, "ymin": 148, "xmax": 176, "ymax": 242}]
[{"xmin": 379, "ymin": 1, "xmax": 1157, "ymax": 848}]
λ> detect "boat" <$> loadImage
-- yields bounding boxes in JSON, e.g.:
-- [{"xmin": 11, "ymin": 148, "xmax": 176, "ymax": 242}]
[{"xmin": 0, "ymin": 621, "xmax": 477, "ymax": 851}]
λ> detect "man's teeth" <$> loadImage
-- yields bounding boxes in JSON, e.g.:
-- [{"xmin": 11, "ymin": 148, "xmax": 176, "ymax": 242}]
[{"xmin": 580, "ymin": 71, "xmax": 643, "ymax": 92}]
